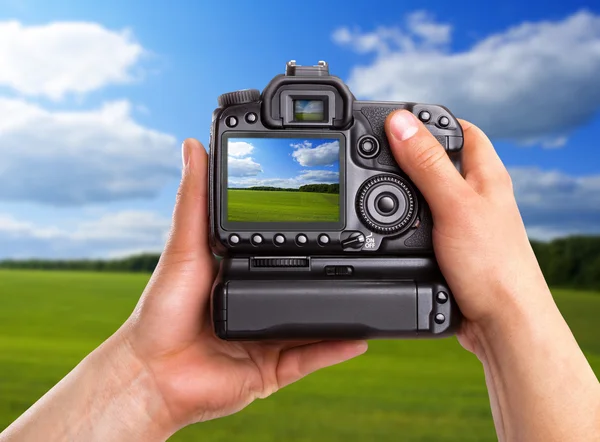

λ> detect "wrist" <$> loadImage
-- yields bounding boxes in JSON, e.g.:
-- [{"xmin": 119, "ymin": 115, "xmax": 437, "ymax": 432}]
[
  {"xmin": 81, "ymin": 329, "xmax": 178, "ymax": 441},
  {"xmin": 464, "ymin": 278, "xmax": 600, "ymax": 442},
  {"xmin": 467, "ymin": 270, "xmax": 557, "ymax": 357}
]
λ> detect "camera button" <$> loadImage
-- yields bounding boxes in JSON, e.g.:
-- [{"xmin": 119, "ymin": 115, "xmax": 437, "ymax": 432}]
[
  {"xmin": 375, "ymin": 193, "xmax": 398, "ymax": 215},
  {"xmin": 296, "ymin": 234, "xmax": 308, "ymax": 245},
  {"xmin": 318, "ymin": 234, "xmax": 330, "ymax": 245},
  {"xmin": 226, "ymin": 116, "xmax": 238, "ymax": 127},
  {"xmin": 228, "ymin": 234, "xmax": 240, "ymax": 245},
  {"xmin": 245, "ymin": 112, "xmax": 257, "ymax": 124},
  {"xmin": 438, "ymin": 116, "xmax": 450, "ymax": 127},
  {"xmin": 448, "ymin": 136, "xmax": 463, "ymax": 152},
  {"xmin": 436, "ymin": 291, "xmax": 449, "ymax": 304},
  {"xmin": 251, "ymin": 234, "xmax": 263, "ymax": 245},
  {"xmin": 434, "ymin": 313, "xmax": 446, "ymax": 324},
  {"xmin": 274, "ymin": 234, "xmax": 286, "ymax": 245},
  {"xmin": 358, "ymin": 135, "xmax": 379, "ymax": 158},
  {"xmin": 418, "ymin": 110, "xmax": 431, "ymax": 122}
]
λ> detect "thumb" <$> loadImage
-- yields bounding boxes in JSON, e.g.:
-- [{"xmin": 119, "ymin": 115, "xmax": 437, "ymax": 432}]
[
  {"xmin": 384, "ymin": 110, "xmax": 470, "ymax": 215},
  {"xmin": 160, "ymin": 138, "xmax": 212, "ymax": 266},
  {"xmin": 126, "ymin": 139, "xmax": 215, "ymax": 348}
]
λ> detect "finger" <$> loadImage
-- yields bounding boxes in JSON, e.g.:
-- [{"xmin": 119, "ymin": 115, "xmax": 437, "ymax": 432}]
[
  {"xmin": 458, "ymin": 119, "xmax": 513, "ymax": 195},
  {"xmin": 256, "ymin": 339, "xmax": 323, "ymax": 353},
  {"xmin": 161, "ymin": 138, "xmax": 212, "ymax": 265},
  {"xmin": 276, "ymin": 340, "xmax": 368, "ymax": 389},
  {"xmin": 385, "ymin": 110, "xmax": 472, "ymax": 216}
]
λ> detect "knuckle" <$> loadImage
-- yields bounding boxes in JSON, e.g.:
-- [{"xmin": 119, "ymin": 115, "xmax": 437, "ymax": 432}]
[
  {"xmin": 489, "ymin": 167, "xmax": 514, "ymax": 191},
  {"xmin": 462, "ymin": 119, "xmax": 490, "ymax": 144},
  {"xmin": 411, "ymin": 140, "xmax": 447, "ymax": 173},
  {"xmin": 470, "ymin": 164, "xmax": 513, "ymax": 195},
  {"xmin": 175, "ymin": 187, "xmax": 185, "ymax": 203}
]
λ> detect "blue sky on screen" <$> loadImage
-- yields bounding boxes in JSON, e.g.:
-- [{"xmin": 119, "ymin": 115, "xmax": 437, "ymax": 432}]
[
  {"xmin": 0, "ymin": 0, "xmax": 599, "ymax": 258},
  {"xmin": 227, "ymin": 138, "xmax": 340, "ymax": 189}
]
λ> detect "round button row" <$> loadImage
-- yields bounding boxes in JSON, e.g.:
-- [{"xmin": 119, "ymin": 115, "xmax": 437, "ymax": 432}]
[
  {"xmin": 229, "ymin": 233, "xmax": 330, "ymax": 246},
  {"xmin": 226, "ymin": 112, "xmax": 258, "ymax": 127},
  {"xmin": 418, "ymin": 111, "xmax": 450, "ymax": 128},
  {"xmin": 433, "ymin": 291, "xmax": 449, "ymax": 324}
]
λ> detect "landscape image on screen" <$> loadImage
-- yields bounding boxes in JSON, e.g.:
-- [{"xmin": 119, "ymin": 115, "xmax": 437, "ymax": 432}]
[
  {"xmin": 227, "ymin": 137, "xmax": 340, "ymax": 222},
  {"xmin": 294, "ymin": 99, "xmax": 324, "ymax": 121}
]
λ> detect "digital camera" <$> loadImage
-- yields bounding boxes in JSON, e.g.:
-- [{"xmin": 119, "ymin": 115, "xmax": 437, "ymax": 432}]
[{"xmin": 208, "ymin": 61, "xmax": 463, "ymax": 340}]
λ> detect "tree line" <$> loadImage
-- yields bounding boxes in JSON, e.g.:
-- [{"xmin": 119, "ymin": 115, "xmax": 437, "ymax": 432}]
[
  {"xmin": 230, "ymin": 184, "xmax": 339, "ymax": 194},
  {"xmin": 0, "ymin": 253, "xmax": 161, "ymax": 273},
  {"xmin": 1, "ymin": 235, "xmax": 600, "ymax": 291},
  {"xmin": 530, "ymin": 236, "xmax": 600, "ymax": 291}
]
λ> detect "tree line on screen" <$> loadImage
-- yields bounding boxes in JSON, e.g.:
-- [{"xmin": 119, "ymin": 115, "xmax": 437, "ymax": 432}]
[
  {"xmin": 229, "ymin": 184, "xmax": 339, "ymax": 194},
  {"xmin": 1, "ymin": 236, "xmax": 600, "ymax": 291}
]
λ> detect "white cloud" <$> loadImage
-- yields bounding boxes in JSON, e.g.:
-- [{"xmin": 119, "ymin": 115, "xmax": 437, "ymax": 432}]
[
  {"xmin": 228, "ymin": 157, "xmax": 262, "ymax": 177},
  {"xmin": 0, "ymin": 210, "xmax": 170, "ymax": 259},
  {"xmin": 0, "ymin": 97, "xmax": 180, "ymax": 205},
  {"xmin": 407, "ymin": 11, "xmax": 451, "ymax": 45},
  {"xmin": 297, "ymin": 169, "xmax": 339, "ymax": 183},
  {"xmin": 332, "ymin": 11, "xmax": 450, "ymax": 55},
  {"xmin": 227, "ymin": 141, "xmax": 262, "ymax": 177},
  {"xmin": 0, "ymin": 20, "xmax": 144, "ymax": 100},
  {"xmin": 510, "ymin": 167, "xmax": 600, "ymax": 239},
  {"xmin": 229, "ymin": 169, "xmax": 339, "ymax": 189},
  {"xmin": 228, "ymin": 141, "xmax": 255, "ymax": 158},
  {"xmin": 333, "ymin": 10, "xmax": 600, "ymax": 144},
  {"xmin": 292, "ymin": 140, "xmax": 340, "ymax": 167},
  {"xmin": 295, "ymin": 100, "xmax": 324, "ymax": 114}
]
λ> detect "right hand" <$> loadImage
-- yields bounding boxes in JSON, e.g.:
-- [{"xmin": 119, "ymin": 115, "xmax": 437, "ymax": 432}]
[{"xmin": 384, "ymin": 110, "xmax": 553, "ymax": 353}]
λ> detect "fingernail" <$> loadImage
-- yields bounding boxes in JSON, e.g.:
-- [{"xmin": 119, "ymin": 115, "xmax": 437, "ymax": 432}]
[
  {"xmin": 389, "ymin": 110, "xmax": 419, "ymax": 141},
  {"xmin": 181, "ymin": 141, "xmax": 190, "ymax": 168},
  {"xmin": 353, "ymin": 340, "xmax": 369, "ymax": 355}
]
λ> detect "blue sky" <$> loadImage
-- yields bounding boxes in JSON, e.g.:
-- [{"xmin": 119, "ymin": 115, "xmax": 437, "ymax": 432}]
[
  {"xmin": 227, "ymin": 138, "xmax": 340, "ymax": 189},
  {"xmin": 0, "ymin": 0, "xmax": 599, "ymax": 258}
]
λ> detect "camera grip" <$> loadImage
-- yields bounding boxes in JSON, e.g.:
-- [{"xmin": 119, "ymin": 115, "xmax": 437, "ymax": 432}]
[
  {"xmin": 361, "ymin": 106, "xmax": 449, "ymax": 168},
  {"xmin": 213, "ymin": 279, "xmax": 459, "ymax": 340}
]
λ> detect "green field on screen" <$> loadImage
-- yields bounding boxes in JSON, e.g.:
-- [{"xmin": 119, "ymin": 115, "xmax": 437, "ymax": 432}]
[{"xmin": 227, "ymin": 189, "xmax": 339, "ymax": 222}]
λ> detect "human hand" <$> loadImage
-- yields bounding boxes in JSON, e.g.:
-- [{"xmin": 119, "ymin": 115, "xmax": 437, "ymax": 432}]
[
  {"xmin": 384, "ymin": 110, "xmax": 600, "ymax": 442},
  {"xmin": 384, "ymin": 110, "xmax": 551, "ymax": 352},
  {"xmin": 111, "ymin": 139, "xmax": 367, "ymax": 436}
]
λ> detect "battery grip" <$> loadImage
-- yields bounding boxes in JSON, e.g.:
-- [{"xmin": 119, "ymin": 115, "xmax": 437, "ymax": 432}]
[{"xmin": 212, "ymin": 257, "xmax": 460, "ymax": 340}]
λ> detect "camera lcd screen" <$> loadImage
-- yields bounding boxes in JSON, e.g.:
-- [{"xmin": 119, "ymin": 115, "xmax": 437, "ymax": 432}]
[
  {"xmin": 293, "ymin": 99, "xmax": 325, "ymax": 121},
  {"xmin": 226, "ymin": 136, "xmax": 340, "ymax": 223}
]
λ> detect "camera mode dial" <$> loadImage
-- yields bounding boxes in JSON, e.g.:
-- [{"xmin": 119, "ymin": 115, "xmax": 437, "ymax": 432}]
[
  {"xmin": 218, "ymin": 89, "xmax": 261, "ymax": 107},
  {"xmin": 356, "ymin": 175, "xmax": 418, "ymax": 235}
]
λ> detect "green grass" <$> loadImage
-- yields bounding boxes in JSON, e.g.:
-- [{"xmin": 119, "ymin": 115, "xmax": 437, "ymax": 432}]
[
  {"xmin": 0, "ymin": 269, "xmax": 598, "ymax": 441},
  {"xmin": 295, "ymin": 112, "xmax": 323, "ymax": 121},
  {"xmin": 227, "ymin": 189, "xmax": 339, "ymax": 222}
]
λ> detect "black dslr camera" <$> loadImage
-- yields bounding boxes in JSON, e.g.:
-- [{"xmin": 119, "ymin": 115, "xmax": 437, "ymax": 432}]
[{"xmin": 209, "ymin": 61, "xmax": 463, "ymax": 340}]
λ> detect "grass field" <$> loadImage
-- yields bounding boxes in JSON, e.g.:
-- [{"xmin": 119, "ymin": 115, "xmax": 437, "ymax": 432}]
[
  {"xmin": 0, "ymin": 269, "xmax": 598, "ymax": 441},
  {"xmin": 228, "ymin": 189, "xmax": 339, "ymax": 222}
]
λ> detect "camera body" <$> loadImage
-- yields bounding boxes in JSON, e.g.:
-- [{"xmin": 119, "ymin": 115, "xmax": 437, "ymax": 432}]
[{"xmin": 209, "ymin": 61, "xmax": 463, "ymax": 340}]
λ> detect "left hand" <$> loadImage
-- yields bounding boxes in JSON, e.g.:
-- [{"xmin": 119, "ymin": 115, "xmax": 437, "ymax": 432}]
[{"xmin": 114, "ymin": 139, "xmax": 368, "ymax": 435}]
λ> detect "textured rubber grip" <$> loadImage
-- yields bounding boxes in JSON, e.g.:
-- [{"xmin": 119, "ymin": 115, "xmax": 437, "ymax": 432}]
[{"xmin": 360, "ymin": 106, "xmax": 400, "ymax": 167}]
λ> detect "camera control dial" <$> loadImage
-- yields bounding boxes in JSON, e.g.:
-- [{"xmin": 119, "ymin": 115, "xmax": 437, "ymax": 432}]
[
  {"xmin": 356, "ymin": 175, "xmax": 418, "ymax": 234},
  {"xmin": 218, "ymin": 89, "xmax": 261, "ymax": 107}
]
